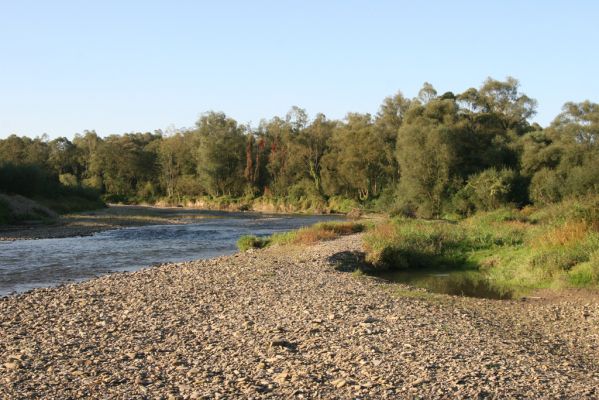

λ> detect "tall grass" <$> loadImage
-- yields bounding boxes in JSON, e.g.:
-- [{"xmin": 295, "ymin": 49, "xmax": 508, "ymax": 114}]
[
  {"xmin": 363, "ymin": 197, "xmax": 599, "ymax": 291},
  {"xmin": 237, "ymin": 221, "xmax": 366, "ymax": 251}
]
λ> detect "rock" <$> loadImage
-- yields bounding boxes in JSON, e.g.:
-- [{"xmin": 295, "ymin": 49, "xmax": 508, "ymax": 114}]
[
  {"xmin": 4, "ymin": 362, "xmax": 20, "ymax": 370},
  {"xmin": 0, "ymin": 233, "xmax": 597, "ymax": 399},
  {"xmin": 270, "ymin": 339, "xmax": 297, "ymax": 350},
  {"xmin": 332, "ymin": 378, "xmax": 347, "ymax": 388}
]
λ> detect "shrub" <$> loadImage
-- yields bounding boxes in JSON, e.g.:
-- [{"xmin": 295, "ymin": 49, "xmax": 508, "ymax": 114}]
[
  {"xmin": 237, "ymin": 235, "xmax": 269, "ymax": 251},
  {"xmin": 239, "ymin": 221, "xmax": 366, "ymax": 250},
  {"xmin": 327, "ymin": 196, "xmax": 360, "ymax": 213},
  {"xmin": 567, "ymin": 251, "xmax": 599, "ymax": 286},
  {"xmin": 529, "ymin": 168, "xmax": 564, "ymax": 204},
  {"xmin": 453, "ymin": 168, "xmax": 520, "ymax": 214}
]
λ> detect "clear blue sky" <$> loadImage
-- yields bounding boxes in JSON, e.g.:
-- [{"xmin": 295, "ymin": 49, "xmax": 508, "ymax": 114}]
[{"xmin": 1, "ymin": 0, "xmax": 598, "ymax": 139}]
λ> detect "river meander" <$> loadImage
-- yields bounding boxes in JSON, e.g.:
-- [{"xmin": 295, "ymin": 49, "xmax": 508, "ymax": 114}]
[{"xmin": 0, "ymin": 211, "xmax": 342, "ymax": 296}]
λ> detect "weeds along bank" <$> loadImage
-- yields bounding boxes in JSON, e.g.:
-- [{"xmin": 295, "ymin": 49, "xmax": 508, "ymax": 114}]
[
  {"xmin": 239, "ymin": 196, "xmax": 599, "ymax": 296},
  {"xmin": 364, "ymin": 196, "xmax": 599, "ymax": 294},
  {"xmin": 152, "ymin": 194, "xmax": 362, "ymax": 214},
  {"xmin": 238, "ymin": 221, "xmax": 368, "ymax": 251}
]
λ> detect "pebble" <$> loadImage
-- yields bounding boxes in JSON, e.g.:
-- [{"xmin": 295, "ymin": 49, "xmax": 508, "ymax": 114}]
[{"xmin": 0, "ymin": 233, "xmax": 597, "ymax": 399}]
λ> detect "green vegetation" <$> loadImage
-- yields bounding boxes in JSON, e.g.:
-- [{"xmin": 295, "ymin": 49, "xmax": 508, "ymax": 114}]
[
  {"xmin": 364, "ymin": 196, "xmax": 599, "ymax": 294},
  {"xmin": 0, "ymin": 162, "xmax": 104, "ymax": 223},
  {"xmin": 237, "ymin": 235, "xmax": 270, "ymax": 251},
  {"xmin": 3, "ymin": 77, "xmax": 598, "ymax": 297},
  {"xmin": 1, "ymin": 76, "xmax": 595, "ymax": 300},
  {"xmin": 5, "ymin": 77, "xmax": 597, "ymax": 217},
  {"xmin": 0, "ymin": 194, "xmax": 58, "ymax": 224},
  {"xmin": 237, "ymin": 221, "xmax": 366, "ymax": 251}
]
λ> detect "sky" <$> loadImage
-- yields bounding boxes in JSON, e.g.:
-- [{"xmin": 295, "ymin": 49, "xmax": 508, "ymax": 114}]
[{"xmin": 1, "ymin": 0, "xmax": 598, "ymax": 139}]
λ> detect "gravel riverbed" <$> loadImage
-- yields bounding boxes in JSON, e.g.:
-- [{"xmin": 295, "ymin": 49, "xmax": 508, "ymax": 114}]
[{"xmin": 1, "ymin": 234, "xmax": 598, "ymax": 399}]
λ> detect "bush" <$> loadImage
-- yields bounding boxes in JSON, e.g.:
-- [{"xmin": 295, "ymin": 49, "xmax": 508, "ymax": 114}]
[
  {"xmin": 327, "ymin": 196, "xmax": 360, "ymax": 213},
  {"xmin": 364, "ymin": 196, "xmax": 599, "ymax": 291},
  {"xmin": 238, "ymin": 221, "xmax": 366, "ymax": 251},
  {"xmin": 364, "ymin": 214, "xmax": 527, "ymax": 271},
  {"xmin": 567, "ymin": 251, "xmax": 599, "ymax": 286},
  {"xmin": 0, "ymin": 163, "xmax": 59, "ymax": 198},
  {"xmin": 0, "ymin": 162, "xmax": 104, "ymax": 214},
  {"xmin": 528, "ymin": 195, "xmax": 599, "ymax": 227},
  {"xmin": 529, "ymin": 168, "xmax": 564, "ymax": 204},
  {"xmin": 0, "ymin": 194, "xmax": 57, "ymax": 223},
  {"xmin": 237, "ymin": 235, "xmax": 269, "ymax": 251},
  {"xmin": 453, "ymin": 168, "xmax": 520, "ymax": 215}
]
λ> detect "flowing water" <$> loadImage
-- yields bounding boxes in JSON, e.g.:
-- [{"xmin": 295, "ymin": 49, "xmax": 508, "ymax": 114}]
[{"xmin": 0, "ymin": 210, "xmax": 343, "ymax": 296}]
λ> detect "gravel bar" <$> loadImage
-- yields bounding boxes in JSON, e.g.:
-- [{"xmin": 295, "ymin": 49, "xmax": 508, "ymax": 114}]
[{"xmin": 1, "ymin": 234, "xmax": 598, "ymax": 399}]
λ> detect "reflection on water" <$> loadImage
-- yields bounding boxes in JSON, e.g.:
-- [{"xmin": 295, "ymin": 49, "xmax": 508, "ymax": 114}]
[
  {"xmin": 377, "ymin": 269, "xmax": 513, "ymax": 300},
  {"xmin": 0, "ymin": 211, "xmax": 342, "ymax": 296}
]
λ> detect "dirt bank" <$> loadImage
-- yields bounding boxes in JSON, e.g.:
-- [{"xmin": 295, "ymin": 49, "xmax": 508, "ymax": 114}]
[{"xmin": 0, "ymin": 234, "xmax": 597, "ymax": 398}]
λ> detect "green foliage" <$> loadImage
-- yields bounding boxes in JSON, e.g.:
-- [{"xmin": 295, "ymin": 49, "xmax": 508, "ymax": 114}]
[
  {"xmin": 1, "ymin": 77, "xmax": 597, "ymax": 215},
  {"xmin": 327, "ymin": 196, "xmax": 360, "ymax": 213},
  {"xmin": 238, "ymin": 221, "xmax": 366, "ymax": 251},
  {"xmin": 453, "ymin": 168, "xmax": 520, "ymax": 214},
  {"xmin": 567, "ymin": 252, "xmax": 599, "ymax": 286},
  {"xmin": 364, "ymin": 197, "xmax": 599, "ymax": 292},
  {"xmin": 0, "ymin": 162, "xmax": 104, "ymax": 218},
  {"xmin": 396, "ymin": 98, "xmax": 460, "ymax": 218},
  {"xmin": 237, "ymin": 235, "xmax": 269, "ymax": 251},
  {"xmin": 194, "ymin": 112, "xmax": 247, "ymax": 197},
  {"xmin": 364, "ymin": 218, "xmax": 522, "ymax": 271},
  {"xmin": 523, "ymin": 101, "xmax": 599, "ymax": 204},
  {"xmin": 527, "ymin": 195, "xmax": 599, "ymax": 226},
  {"xmin": 323, "ymin": 113, "xmax": 395, "ymax": 200}
]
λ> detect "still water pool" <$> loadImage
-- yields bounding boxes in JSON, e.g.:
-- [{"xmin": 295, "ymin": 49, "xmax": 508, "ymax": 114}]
[{"xmin": 376, "ymin": 269, "xmax": 514, "ymax": 300}]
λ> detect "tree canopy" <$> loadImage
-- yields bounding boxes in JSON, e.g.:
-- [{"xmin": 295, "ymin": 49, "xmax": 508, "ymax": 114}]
[{"xmin": 1, "ymin": 77, "xmax": 597, "ymax": 216}]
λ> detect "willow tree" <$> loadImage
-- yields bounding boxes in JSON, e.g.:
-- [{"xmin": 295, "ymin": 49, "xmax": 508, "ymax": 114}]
[
  {"xmin": 524, "ymin": 101, "xmax": 599, "ymax": 203},
  {"xmin": 194, "ymin": 112, "xmax": 246, "ymax": 197},
  {"xmin": 324, "ymin": 113, "xmax": 395, "ymax": 200},
  {"xmin": 287, "ymin": 113, "xmax": 334, "ymax": 195},
  {"xmin": 396, "ymin": 95, "xmax": 465, "ymax": 218}
]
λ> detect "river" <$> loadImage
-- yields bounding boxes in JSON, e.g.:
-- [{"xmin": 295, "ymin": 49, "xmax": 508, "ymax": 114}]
[{"xmin": 0, "ymin": 211, "xmax": 343, "ymax": 296}]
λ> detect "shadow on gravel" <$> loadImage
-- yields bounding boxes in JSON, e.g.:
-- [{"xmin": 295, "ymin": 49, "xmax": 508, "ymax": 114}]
[{"xmin": 328, "ymin": 251, "xmax": 370, "ymax": 272}]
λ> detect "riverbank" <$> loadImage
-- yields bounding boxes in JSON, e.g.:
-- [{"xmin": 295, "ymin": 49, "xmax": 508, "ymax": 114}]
[
  {"xmin": 0, "ymin": 205, "xmax": 223, "ymax": 241},
  {"xmin": 0, "ymin": 204, "xmax": 354, "ymax": 241},
  {"xmin": 1, "ymin": 234, "xmax": 597, "ymax": 398}
]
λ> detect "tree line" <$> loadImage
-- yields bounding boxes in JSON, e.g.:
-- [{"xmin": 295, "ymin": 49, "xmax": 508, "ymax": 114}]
[{"xmin": 1, "ymin": 77, "xmax": 598, "ymax": 217}]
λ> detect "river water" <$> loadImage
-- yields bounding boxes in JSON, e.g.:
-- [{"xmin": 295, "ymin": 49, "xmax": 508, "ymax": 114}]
[{"xmin": 0, "ymin": 211, "xmax": 342, "ymax": 296}]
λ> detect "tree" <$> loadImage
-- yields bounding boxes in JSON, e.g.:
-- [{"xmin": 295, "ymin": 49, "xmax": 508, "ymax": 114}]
[
  {"xmin": 261, "ymin": 116, "xmax": 294, "ymax": 196},
  {"xmin": 523, "ymin": 101, "xmax": 599, "ymax": 203},
  {"xmin": 458, "ymin": 77, "xmax": 537, "ymax": 134},
  {"xmin": 158, "ymin": 132, "xmax": 195, "ymax": 198},
  {"xmin": 396, "ymin": 98, "xmax": 463, "ymax": 218},
  {"xmin": 324, "ymin": 113, "xmax": 395, "ymax": 200},
  {"xmin": 375, "ymin": 91, "xmax": 411, "ymax": 181},
  {"xmin": 287, "ymin": 113, "xmax": 334, "ymax": 195},
  {"xmin": 194, "ymin": 112, "xmax": 246, "ymax": 197}
]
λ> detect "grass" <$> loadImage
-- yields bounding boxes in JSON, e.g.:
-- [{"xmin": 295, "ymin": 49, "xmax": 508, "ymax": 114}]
[
  {"xmin": 237, "ymin": 221, "xmax": 366, "ymax": 251},
  {"xmin": 237, "ymin": 235, "xmax": 270, "ymax": 251},
  {"xmin": 363, "ymin": 197, "xmax": 599, "ymax": 293}
]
